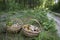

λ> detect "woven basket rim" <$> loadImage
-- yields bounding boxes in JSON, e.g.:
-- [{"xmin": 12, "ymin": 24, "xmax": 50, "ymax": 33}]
[{"xmin": 22, "ymin": 25, "xmax": 40, "ymax": 34}]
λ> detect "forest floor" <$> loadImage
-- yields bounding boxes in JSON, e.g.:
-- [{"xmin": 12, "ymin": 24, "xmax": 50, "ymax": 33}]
[{"xmin": 0, "ymin": 10, "xmax": 60, "ymax": 40}]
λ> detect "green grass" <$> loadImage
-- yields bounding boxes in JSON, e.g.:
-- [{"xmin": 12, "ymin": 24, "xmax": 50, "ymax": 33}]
[{"xmin": 0, "ymin": 9, "xmax": 60, "ymax": 40}]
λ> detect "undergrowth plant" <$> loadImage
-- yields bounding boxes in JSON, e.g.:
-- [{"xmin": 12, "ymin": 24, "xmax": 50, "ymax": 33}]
[{"xmin": 0, "ymin": 9, "xmax": 60, "ymax": 40}]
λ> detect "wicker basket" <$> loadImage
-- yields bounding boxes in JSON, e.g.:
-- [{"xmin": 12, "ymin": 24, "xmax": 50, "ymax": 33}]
[
  {"xmin": 6, "ymin": 23, "xmax": 22, "ymax": 33},
  {"xmin": 22, "ymin": 19, "xmax": 42, "ymax": 37},
  {"xmin": 6, "ymin": 18, "xmax": 23, "ymax": 33}
]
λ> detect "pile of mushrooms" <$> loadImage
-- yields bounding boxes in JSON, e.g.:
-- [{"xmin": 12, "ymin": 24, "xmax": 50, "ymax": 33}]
[
  {"xmin": 22, "ymin": 24, "xmax": 40, "ymax": 37},
  {"xmin": 6, "ymin": 23, "xmax": 21, "ymax": 33},
  {"xmin": 6, "ymin": 18, "xmax": 23, "ymax": 33}
]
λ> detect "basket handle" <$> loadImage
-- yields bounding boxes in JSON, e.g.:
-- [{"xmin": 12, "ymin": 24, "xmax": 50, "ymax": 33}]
[{"xmin": 30, "ymin": 19, "xmax": 42, "ymax": 30}]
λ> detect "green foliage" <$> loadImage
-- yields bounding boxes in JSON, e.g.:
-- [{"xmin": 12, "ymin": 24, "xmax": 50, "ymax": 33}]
[
  {"xmin": 0, "ymin": 0, "xmax": 60, "ymax": 39},
  {"xmin": 0, "ymin": 0, "xmax": 41, "ymax": 11},
  {"xmin": 6, "ymin": 21, "xmax": 13, "ymax": 26},
  {"xmin": 51, "ymin": 0, "xmax": 60, "ymax": 13},
  {"xmin": 0, "ymin": 0, "xmax": 55, "ymax": 11},
  {"xmin": 45, "ymin": 0, "xmax": 54, "ymax": 8},
  {"xmin": 0, "ymin": 0, "xmax": 6, "ymax": 10},
  {"xmin": 0, "ymin": 9, "xmax": 59, "ymax": 40},
  {"xmin": 0, "ymin": 0, "xmax": 59, "ymax": 40},
  {"xmin": 36, "ymin": 31, "xmax": 60, "ymax": 40}
]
